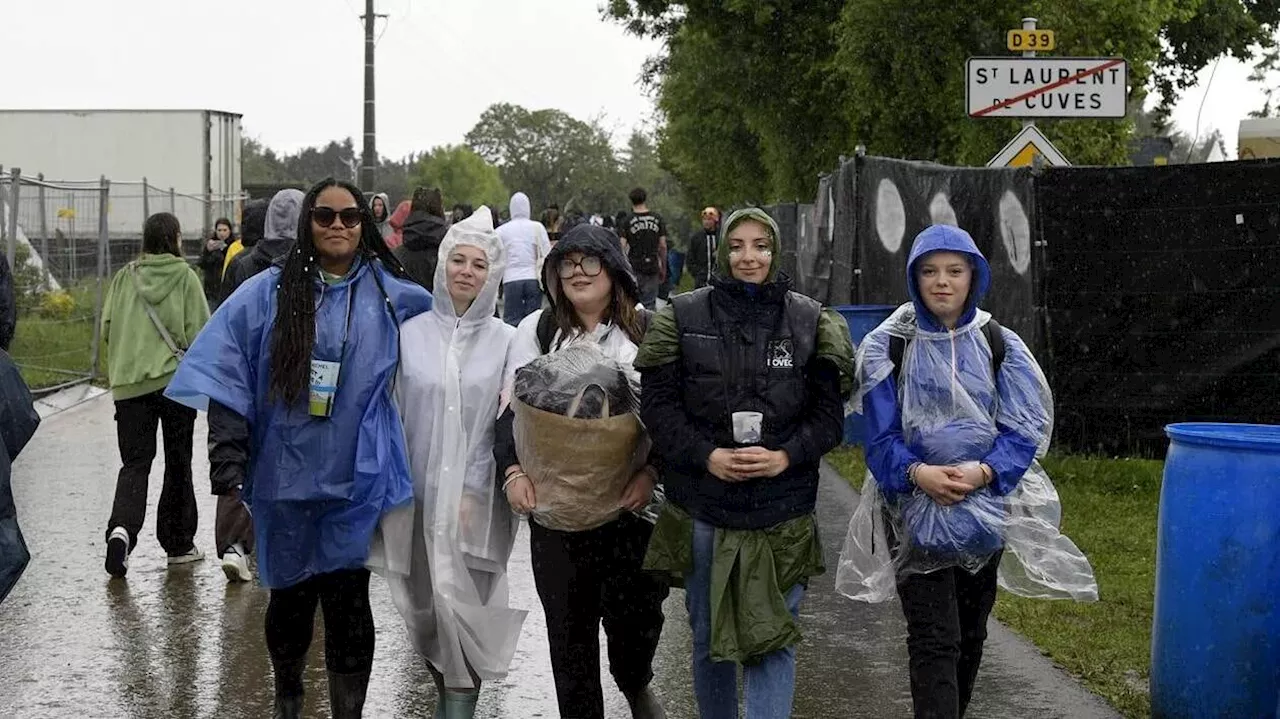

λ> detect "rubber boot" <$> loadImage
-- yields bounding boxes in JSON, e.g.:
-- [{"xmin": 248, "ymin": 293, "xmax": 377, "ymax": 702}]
[
  {"xmin": 441, "ymin": 690, "xmax": 480, "ymax": 719},
  {"xmin": 327, "ymin": 670, "xmax": 371, "ymax": 719},
  {"xmin": 625, "ymin": 685, "xmax": 667, "ymax": 719},
  {"xmin": 426, "ymin": 663, "xmax": 447, "ymax": 719},
  {"xmin": 270, "ymin": 656, "xmax": 307, "ymax": 719}
]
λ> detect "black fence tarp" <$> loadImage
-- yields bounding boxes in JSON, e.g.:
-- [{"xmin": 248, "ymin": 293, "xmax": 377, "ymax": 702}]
[
  {"xmin": 851, "ymin": 156, "xmax": 1042, "ymax": 354},
  {"xmin": 1037, "ymin": 160, "xmax": 1280, "ymax": 454}
]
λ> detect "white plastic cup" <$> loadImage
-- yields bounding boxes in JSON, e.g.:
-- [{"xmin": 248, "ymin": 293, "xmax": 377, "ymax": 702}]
[{"xmin": 732, "ymin": 411, "xmax": 764, "ymax": 445}]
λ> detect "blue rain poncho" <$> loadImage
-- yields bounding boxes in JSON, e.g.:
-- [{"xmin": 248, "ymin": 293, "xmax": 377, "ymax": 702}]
[
  {"xmin": 165, "ymin": 257, "xmax": 432, "ymax": 589},
  {"xmin": 836, "ymin": 225, "xmax": 1096, "ymax": 603}
]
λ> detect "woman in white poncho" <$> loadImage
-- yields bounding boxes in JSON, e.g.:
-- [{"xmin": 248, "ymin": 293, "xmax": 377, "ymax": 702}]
[
  {"xmin": 371, "ymin": 207, "xmax": 526, "ymax": 719},
  {"xmin": 836, "ymin": 224, "xmax": 1096, "ymax": 719}
]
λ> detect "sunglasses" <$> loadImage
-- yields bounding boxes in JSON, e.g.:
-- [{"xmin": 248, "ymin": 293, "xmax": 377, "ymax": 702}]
[
  {"xmin": 311, "ymin": 206, "xmax": 363, "ymax": 229},
  {"xmin": 557, "ymin": 256, "xmax": 604, "ymax": 279}
]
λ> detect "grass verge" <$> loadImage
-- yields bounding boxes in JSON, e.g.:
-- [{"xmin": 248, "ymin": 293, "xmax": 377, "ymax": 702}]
[
  {"xmin": 10, "ymin": 283, "xmax": 104, "ymax": 391},
  {"xmin": 825, "ymin": 446, "xmax": 1159, "ymax": 718}
]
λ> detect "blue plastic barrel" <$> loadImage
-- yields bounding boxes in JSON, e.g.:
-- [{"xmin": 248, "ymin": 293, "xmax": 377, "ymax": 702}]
[
  {"xmin": 833, "ymin": 305, "xmax": 897, "ymax": 445},
  {"xmin": 1151, "ymin": 423, "xmax": 1280, "ymax": 717}
]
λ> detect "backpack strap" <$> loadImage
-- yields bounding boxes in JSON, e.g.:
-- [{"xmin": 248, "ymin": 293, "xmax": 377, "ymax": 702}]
[
  {"xmin": 127, "ymin": 262, "xmax": 185, "ymax": 362},
  {"xmin": 535, "ymin": 310, "xmax": 557, "ymax": 355},
  {"xmin": 888, "ymin": 318, "xmax": 1006, "ymax": 387},
  {"xmin": 982, "ymin": 318, "xmax": 1006, "ymax": 376}
]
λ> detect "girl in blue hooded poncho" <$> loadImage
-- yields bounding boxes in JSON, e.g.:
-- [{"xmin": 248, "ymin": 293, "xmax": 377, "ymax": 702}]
[
  {"xmin": 165, "ymin": 178, "xmax": 432, "ymax": 719},
  {"xmin": 836, "ymin": 225, "xmax": 1096, "ymax": 719}
]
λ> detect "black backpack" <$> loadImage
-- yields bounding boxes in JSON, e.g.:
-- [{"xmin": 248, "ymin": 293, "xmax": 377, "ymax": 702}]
[
  {"xmin": 888, "ymin": 319, "xmax": 1006, "ymax": 386},
  {"xmin": 536, "ymin": 308, "xmax": 655, "ymax": 355}
]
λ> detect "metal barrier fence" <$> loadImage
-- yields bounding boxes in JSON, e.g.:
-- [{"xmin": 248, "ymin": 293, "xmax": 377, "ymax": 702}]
[{"xmin": 0, "ymin": 166, "xmax": 244, "ymax": 395}]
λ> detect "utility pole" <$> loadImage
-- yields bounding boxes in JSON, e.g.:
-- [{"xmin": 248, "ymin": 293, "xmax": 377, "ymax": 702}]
[{"xmin": 360, "ymin": 0, "xmax": 386, "ymax": 192}]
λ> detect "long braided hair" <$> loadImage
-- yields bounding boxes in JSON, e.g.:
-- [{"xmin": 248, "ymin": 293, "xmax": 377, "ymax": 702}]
[{"xmin": 267, "ymin": 177, "xmax": 411, "ymax": 404}]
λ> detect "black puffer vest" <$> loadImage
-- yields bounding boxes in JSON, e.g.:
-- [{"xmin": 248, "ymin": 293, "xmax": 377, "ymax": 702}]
[{"xmin": 666, "ymin": 278, "xmax": 823, "ymax": 529}]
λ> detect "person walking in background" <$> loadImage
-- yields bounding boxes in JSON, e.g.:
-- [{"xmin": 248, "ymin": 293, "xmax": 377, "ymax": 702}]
[
  {"xmin": 388, "ymin": 200, "xmax": 412, "ymax": 250},
  {"xmin": 496, "ymin": 224, "xmax": 669, "ymax": 719},
  {"xmin": 685, "ymin": 207, "xmax": 721, "ymax": 290},
  {"xmin": 102, "ymin": 212, "xmax": 211, "ymax": 579},
  {"xmin": 166, "ymin": 178, "xmax": 432, "ymax": 718},
  {"xmin": 222, "ymin": 198, "xmax": 268, "ymax": 296},
  {"xmin": 373, "ymin": 208, "xmax": 526, "ymax": 719},
  {"xmin": 498, "ymin": 191, "xmax": 552, "ymax": 327},
  {"xmin": 636, "ymin": 207, "xmax": 854, "ymax": 719},
  {"xmin": 199, "ymin": 217, "xmax": 233, "ymax": 309},
  {"xmin": 223, "ymin": 189, "xmax": 305, "ymax": 300},
  {"xmin": 371, "ymin": 193, "xmax": 393, "ymax": 242},
  {"xmin": 540, "ymin": 205, "xmax": 563, "ymax": 247},
  {"xmin": 393, "ymin": 187, "xmax": 450, "ymax": 291},
  {"xmin": 620, "ymin": 188, "xmax": 667, "ymax": 310}
]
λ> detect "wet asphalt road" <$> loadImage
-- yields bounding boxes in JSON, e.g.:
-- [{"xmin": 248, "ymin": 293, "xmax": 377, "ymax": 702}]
[{"xmin": 0, "ymin": 393, "xmax": 1121, "ymax": 718}]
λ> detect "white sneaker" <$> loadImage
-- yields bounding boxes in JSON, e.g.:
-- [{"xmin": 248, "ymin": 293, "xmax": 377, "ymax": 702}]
[
  {"xmin": 167, "ymin": 546, "xmax": 205, "ymax": 566},
  {"xmin": 221, "ymin": 543, "xmax": 252, "ymax": 583},
  {"xmin": 104, "ymin": 526, "xmax": 130, "ymax": 578}
]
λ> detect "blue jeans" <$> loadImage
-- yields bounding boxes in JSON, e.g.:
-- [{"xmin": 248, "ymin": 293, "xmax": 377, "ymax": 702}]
[
  {"xmin": 661, "ymin": 250, "xmax": 685, "ymax": 300},
  {"xmin": 686, "ymin": 519, "xmax": 804, "ymax": 719},
  {"xmin": 502, "ymin": 279, "xmax": 542, "ymax": 327}
]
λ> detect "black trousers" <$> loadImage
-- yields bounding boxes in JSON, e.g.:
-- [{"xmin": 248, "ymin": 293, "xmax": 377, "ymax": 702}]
[
  {"xmin": 529, "ymin": 513, "xmax": 669, "ymax": 719},
  {"xmin": 265, "ymin": 568, "xmax": 375, "ymax": 675},
  {"xmin": 105, "ymin": 390, "xmax": 198, "ymax": 555},
  {"xmin": 897, "ymin": 553, "xmax": 1002, "ymax": 719}
]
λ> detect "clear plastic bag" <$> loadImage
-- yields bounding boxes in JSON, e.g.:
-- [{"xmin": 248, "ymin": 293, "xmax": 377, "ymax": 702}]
[{"xmin": 514, "ymin": 343, "xmax": 640, "ymax": 418}]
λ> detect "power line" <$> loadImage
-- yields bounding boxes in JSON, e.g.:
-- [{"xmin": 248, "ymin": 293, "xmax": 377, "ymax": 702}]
[{"xmin": 1188, "ymin": 58, "xmax": 1221, "ymax": 163}]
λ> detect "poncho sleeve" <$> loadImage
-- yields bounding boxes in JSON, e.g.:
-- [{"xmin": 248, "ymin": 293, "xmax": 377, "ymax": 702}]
[
  {"xmin": 164, "ymin": 270, "xmax": 271, "ymax": 420},
  {"xmin": 981, "ymin": 326, "xmax": 1052, "ymax": 496}
]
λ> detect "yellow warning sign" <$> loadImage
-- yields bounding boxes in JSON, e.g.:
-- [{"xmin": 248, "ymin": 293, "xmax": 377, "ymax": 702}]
[{"xmin": 987, "ymin": 125, "xmax": 1070, "ymax": 168}]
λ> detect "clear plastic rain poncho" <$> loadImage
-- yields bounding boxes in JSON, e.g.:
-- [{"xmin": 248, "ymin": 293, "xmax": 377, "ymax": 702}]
[
  {"xmin": 368, "ymin": 207, "xmax": 527, "ymax": 688},
  {"xmin": 836, "ymin": 303, "xmax": 1098, "ymax": 603}
]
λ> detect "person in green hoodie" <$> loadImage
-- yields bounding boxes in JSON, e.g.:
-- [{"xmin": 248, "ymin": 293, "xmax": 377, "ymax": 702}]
[
  {"xmin": 101, "ymin": 212, "xmax": 211, "ymax": 579},
  {"xmin": 636, "ymin": 207, "xmax": 853, "ymax": 719}
]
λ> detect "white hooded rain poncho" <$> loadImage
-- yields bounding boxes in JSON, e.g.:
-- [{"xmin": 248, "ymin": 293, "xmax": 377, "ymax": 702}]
[{"xmin": 370, "ymin": 207, "xmax": 526, "ymax": 688}]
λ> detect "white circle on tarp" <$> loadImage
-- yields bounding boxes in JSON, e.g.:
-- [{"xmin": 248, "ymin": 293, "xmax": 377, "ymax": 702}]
[
  {"xmin": 875, "ymin": 179, "xmax": 906, "ymax": 253},
  {"xmin": 999, "ymin": 190, "xmax": 1031, "ymax": 275},
  {"xmin": 929, "ymin": 192, "xmax": 958, "ymax": 226}
]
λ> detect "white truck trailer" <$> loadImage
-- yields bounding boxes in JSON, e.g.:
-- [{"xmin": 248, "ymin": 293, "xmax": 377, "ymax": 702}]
[{"xmin": 0, "ymin": 109, "xmax": 243, "ymax": 240}]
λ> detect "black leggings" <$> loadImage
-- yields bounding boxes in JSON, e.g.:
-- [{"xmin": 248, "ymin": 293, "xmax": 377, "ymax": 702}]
[{"xmin": 265, "ymin": 568, "xmax": 375, "ymax": 674}]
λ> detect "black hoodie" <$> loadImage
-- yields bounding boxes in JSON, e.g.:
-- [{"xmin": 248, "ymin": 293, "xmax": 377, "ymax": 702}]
[{"xmin": 393, "ymin": 211, "xmax": 449, "ymax": 291}]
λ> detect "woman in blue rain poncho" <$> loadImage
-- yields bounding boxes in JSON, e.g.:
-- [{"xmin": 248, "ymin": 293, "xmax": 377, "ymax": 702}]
[
  {"xmin": 369, "ymin": 208, "xmax": 526, "ymax": 719},
  {"xmin": 836, "ymin": 225, "xmax": 1096, "ymax": 719},
  {"xmin": 165, "ymin": 178, "xmax": 432, "ymax": 719}
]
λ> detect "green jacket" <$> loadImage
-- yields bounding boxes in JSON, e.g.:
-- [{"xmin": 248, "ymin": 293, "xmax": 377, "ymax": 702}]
[
  {"xmin": 644, "ymin": 503, "xmax": 825, "ymax": 663},
  {"xmin": 102, "ymin": 254, "xmax": 210, "ymax": 400}
]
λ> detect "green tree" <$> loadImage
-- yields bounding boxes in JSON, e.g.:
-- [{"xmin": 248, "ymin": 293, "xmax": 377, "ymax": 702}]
[
  {"xmin": 608, "ymin": 0, "xmax": 1280, "ymax": 195},
  {"xmin": 465, "ymin": 103, "xmax": 625, "ymax": 213},
  {"xmin": 410, "ymin": 145, "xmax": 509, "ymax": 211}
]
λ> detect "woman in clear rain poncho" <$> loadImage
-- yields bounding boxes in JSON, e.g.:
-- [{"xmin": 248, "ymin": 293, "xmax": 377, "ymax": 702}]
[
  {"xmin": 836, "ymin": 224, "xmax": 1097, "ymax": 719},
  {"xmin": 369, "ymin": 208, "xmax": 526, "ymax": 719},
  {"xmin": 165, "ymin": 178, "xmax": 432, "ymax": 719}
]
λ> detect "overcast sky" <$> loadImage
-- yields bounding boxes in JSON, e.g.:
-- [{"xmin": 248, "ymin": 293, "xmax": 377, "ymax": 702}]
[{"xmin": 0, "ymin": 0, "xmax": 1269, "ymax": 161}]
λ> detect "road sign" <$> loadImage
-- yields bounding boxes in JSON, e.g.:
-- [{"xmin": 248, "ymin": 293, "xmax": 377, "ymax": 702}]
[
  {"xmin": 1007, "ymin": 29, "xmax": 1055, "ymax": 52},
  {"xmin": 987, "ymin": 125, "xmax": 1070, "ymax": 168},
  {"xmin": 967, "ymin": 57, "xmax": 1128, "ymax": 119}
]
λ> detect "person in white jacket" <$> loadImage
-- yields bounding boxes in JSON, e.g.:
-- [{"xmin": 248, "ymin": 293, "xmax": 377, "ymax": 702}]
[
  {"xmin": 371, "ymin": 208, "xmax": 527, "ymax": 719},
  {"xmin": 497, "ymin": 192, "xmax": 552, "ymax": 327}
]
